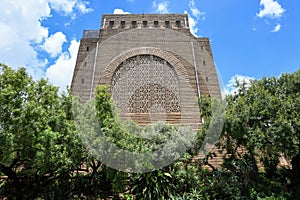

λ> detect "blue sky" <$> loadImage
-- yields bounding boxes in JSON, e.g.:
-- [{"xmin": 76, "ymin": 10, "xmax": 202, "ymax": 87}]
[{"xmin": 0, "ymin": 0, "xmax": 299, "ymax": 93}]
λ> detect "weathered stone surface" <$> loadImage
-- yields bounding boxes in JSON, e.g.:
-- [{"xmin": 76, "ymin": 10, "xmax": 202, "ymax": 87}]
[{"xmin": 71, "ymin": 14, "xmax": 221, "ymax": 128}]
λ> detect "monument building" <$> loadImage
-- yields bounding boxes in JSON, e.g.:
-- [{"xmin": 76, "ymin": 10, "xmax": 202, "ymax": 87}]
[{"xmin": 71, "ymin": 14, "xmax": 221, "ymax": 128}]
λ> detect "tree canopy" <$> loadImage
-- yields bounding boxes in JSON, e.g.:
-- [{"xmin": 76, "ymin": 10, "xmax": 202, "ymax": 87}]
[
  {"xmin": 0, "ymin": 64, "xmax": 299, "ymax": 199},
  {"xmin": 222, "ymin": 69, "xmax": 300, "ymax": 197},
  {"xmin": 0, "ymin": 64, "xmax": 83, "ymax": 199}
]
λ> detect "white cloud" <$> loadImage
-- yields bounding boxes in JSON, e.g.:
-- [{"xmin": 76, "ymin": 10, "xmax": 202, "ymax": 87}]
[
  {"xmin": 271, "ymin": 23, "xmax": 281, "ymax": 32},
  {"xmin": 75, "ymin": 1, "xmax": 93, "ymax": 14},
  {"xmin": 0, "ymin": 0, "xmax": 50, "ymax": 77},
  {"xmin": 153, "ymin": 1, "xmax": 169, "ymax": 14},
  {"xmin": 224, "ymin": 74, "xmax": 255, "ymax": 95},
  {"xmin": 113, "ymin": 9, "xmax": 130, "ymax": 14},
  {"xmin": 41, "ymin": 32, "xmax": 67, "ymax": 58},
  {"xmin": 49, "ymin": 0, "xmax": 75, "ymax": 14},
  {"xmin": 184, "ymin": 11, "xmax": 198, "ymax": 36},
  {"xmin": 188, "ymin": 0, "xmax": 205, "ymax": 19},
  {"xmin": 49, "ymin": 0, "xmax": 93, "ymax": 16},
  {"xmin": 185, "ymin": 0, "xmax": 205, "ymax": 36},
  {"xmin": 271, "ymin": 24, "xmax": 281, "ymax": 32},
  {"xmin": 0, "ymin": 0, "xmax": 91, "ymax": 80},
  {"xmin": 257, "ymin": 0, "xmax": 286, "ymax": 19},
  {"xmin": 46, "ymin": 40, "xmax": 79, "ymax": 91}
]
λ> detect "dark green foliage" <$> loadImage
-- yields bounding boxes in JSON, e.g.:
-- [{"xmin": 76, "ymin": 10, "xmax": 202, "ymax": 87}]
[
  {"xmin": 0, "ymin": 64, "xmax": 83, "ymax": 199},
  {"xmin": 131, "ymin": 170, "xmax": 174, "ymax": 199},
  {"xmin": 223, "ymin": 70, "xmax": 300, "ymax": 198},
  {"xmin": 0, "ymin": 64, "xmax": 299, "ymax": 199}
]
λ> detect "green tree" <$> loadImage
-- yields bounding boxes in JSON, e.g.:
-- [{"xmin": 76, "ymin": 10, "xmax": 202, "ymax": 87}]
[
  {"xmin": 0, "ymin": 64, "xmax": 83, "ymax": 199},
  {"xmin": 223, "ymin": 70, "xmax": 300, "ymax": 197}
]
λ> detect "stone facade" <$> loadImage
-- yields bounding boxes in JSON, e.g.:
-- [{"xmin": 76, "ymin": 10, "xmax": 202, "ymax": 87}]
[{"xmin": 71, "ymin": 14, "xmax": 221, "ymax": 128}]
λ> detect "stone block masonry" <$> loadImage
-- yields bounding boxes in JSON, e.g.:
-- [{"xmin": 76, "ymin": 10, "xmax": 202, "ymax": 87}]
[{"xmin": 71, "ymin": 14, "xmax": 221, "ymax": 128}]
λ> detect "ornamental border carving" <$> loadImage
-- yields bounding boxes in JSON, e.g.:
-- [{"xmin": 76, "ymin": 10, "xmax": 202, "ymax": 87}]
[{"xmin": 98, "ymin": 46, "xmax": 190, "ymax": 85}]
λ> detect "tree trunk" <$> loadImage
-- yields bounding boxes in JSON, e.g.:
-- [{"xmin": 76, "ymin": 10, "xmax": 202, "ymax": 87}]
[
  {"xmin": 291, "ymin": 152, "xmax": 300, "ymax": 192},
  {"xmin": 0, "ymin": 162, "xmax": 23, "ymax": 200}
]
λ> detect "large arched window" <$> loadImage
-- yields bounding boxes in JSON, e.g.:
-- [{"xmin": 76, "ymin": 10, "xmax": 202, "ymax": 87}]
[{"xmin": 111, "ymin": 55, "xmax": 180, "ymax": 113}]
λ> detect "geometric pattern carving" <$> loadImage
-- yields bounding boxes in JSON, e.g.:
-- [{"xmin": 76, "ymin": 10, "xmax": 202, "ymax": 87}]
[{"xmin": 111, "ymin": 55, "xmax": 180, "ymax": 113}]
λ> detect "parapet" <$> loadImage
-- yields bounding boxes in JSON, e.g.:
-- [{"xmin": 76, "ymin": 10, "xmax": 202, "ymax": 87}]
[
  {"xmin": 100, "ymin": 14, "xmax": 190, "ymax": 30},
  {"xmin": 82, "ymin": 30, "xmax": 99, "ymax": 39}
]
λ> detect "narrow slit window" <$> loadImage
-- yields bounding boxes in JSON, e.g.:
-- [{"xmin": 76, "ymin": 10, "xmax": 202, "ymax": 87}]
[
  {"xmin": 165, "ymin": 21, "xmax": 170, "ymax": 28},
  {"xmin": 203, "ymin": 60, "xmax": 206, "ymax": 66},
  {"xmin": 205, "ymin": 77, "xmax": 209, "ymax": 82},
  {"xmin": 143, "ymin": 21, "xmax": 147, "ymax": 27},
  {"xmin": 109, "ymin": 21, "xmax": 114, "ymax": 28},
  {"xmin": 82, "ymin": 78, "xmax": 84, "ymax": 83},
  {"xmin": 121, "ymin": 21, "xmax": 125, "ymax": 28},
  {"xmin": 86, "ymin": 46, "xmax": 89, "ymax": 51},
  {"xmin": 131, "ymin": 21, "xmax": 137, "ymax": 28}
]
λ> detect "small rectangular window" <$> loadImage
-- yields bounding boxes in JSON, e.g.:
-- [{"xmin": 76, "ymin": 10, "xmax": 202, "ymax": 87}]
[
  {"xmin": 109, "ymin": 20, "xmax": 114, "ymax": 28},
  {"xmin": 176, "ymin": 20, "xmax": 181, "ymax": 28},
  {"xmin": 131, "ymin": 21, "xmax": 137, "ymax": 28},
  {"xmin": 143, "ymin": 21, "xmax": 147, "ymax": 27},
  {"xmin": 203, "ymin": 60, "xmax": 206, "ymax": 66},
  {"xmin": 81, "ymin": 78, "xmax": 84, "ymax": 83},
  {"xmin": 84, "ymin": 62, "xmax": 87, "ymax": 67},
  {"xmin": 86, "ymin": 46, "xmax": 89, "ymax": 51},
  {"xmin": 205, "ymin": 77, "xmax": 209, "ymax": 82},
  {"xmin": 165, "ymin": 21, "xmax": 170, "ymax": 28},
  {"xmin": 154, "ymin": 21, "xmax": 159, "ymax": 27},
  {"xmin": 120, "ymin": 21, "xmax": 125, "ymax": 28}
]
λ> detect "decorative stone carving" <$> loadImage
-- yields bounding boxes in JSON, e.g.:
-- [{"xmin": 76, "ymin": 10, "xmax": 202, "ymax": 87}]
[{"xmin": 111, "ymin": 55, "xmax": 180, "ymax": 114}]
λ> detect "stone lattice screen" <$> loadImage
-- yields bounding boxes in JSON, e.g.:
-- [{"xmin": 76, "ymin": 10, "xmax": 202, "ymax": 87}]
[{"xmin": 111, "ymin": 55, "xmax": 180, "ymax": 115}]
